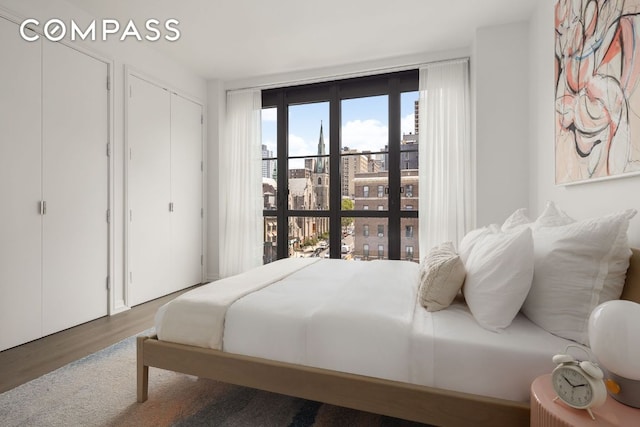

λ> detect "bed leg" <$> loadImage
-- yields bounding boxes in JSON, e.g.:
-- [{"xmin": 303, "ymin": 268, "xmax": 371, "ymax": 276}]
[{"xmin": 137, "ymin": 336, "xmax": 149, "ymax": 403}]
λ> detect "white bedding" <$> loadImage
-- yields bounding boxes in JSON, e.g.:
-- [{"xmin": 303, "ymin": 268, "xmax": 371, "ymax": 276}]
[
  {"xmin": 224, "ymin": 259, "xmax": 420, "ymax": 382},
  {"xmin": 155, "ymin": 258, "xmax": 575, "ymax": 402},
  {"xmin": 155, "ymin": 257, "xmax": 320, "ymax": 349},
  {"xmin": 410, "ymin": 297, "xmax": 573, "ymax": 401}
]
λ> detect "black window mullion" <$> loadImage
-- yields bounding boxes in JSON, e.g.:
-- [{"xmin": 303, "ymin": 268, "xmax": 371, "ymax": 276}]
[
  {"xmin": 387, "ymin": 78, "xmax": 401, "ymax": 260},
  {"xmin": 276, "ymin": 91, "xmax": 288, "ymax": 260},
  {"xmin": 329, "ymin": 85, "xmax": 342, "ymax": 259}
]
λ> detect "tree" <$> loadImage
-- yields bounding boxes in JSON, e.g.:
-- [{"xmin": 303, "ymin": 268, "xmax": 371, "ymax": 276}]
[{"xmin": 341, "ymin": 198, "xmax": 354, "ymax": 230}]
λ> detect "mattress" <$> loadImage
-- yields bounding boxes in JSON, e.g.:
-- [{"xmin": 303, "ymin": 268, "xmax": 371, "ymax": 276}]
[
  {"xmin": 155, "ymin": 258, "xmax": 575, "ymax": 402},
  {"xmin": 410, "ymin": 297, "xmax": 574, "ymax": 401}
]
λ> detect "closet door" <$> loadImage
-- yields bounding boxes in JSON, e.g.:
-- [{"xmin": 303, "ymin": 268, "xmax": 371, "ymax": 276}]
[
  {"xmin": 41, "ymin": 41, "xmax": 109, "ymax": 335},
  {"xmin": 0, "ymin": 17, "xmax": 43, "ymax": 351},
  {"xmin": 170, "ymin": 93, "xmax": 203, "ymax": 289},
  {"xmin": 128, "ymin": 76, "xmax": 172, "ymax": 305}
]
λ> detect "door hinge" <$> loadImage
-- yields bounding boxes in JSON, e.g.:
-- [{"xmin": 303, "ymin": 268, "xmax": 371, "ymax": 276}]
[
  {"xmin": 201, "ymin": 114, "xmax": 203, "ymax": 124},
  {"xmin": 129, "ymin": 210, "xmax": 132, "ymax": 222},
  {"xmin": 106, "ymin": 76, "xmax": 111, "ymax": 91},
  {"xmin": 129, "ymin": 85, "xmax": 132, "ymax": 98},
  {"xmin": 169, "ymin": 202, "xmax": 174, "ymax": 212},
  {"xmin": 39, "ymin": 200, "xmax": 47, "ymax": 215},
  {"xmin": 106, "ymin": 209, "xmax": 111, "ymax": 223},
  {"xmin": 106, "ymin": 276, "xmax": 110, "ymax": 290},
  {"xmin": 201, "ymin": 161, "xmax": 203, "ymax": 171},
  {"xmin": 201, "ymin": 207, "xmax": 204, "ymax": 218},
  {"xmin": 106, "ymin": 142, "xmax": 111, "ymax": 157},
  {"xmin": 201, "ymin": 255, "xmax": 203, "ymax": 266}
]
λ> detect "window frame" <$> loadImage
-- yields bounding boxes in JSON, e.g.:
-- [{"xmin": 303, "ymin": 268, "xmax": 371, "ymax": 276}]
[{"xmin": 262, "ymin": 70, "xmax": 419, "ymax": 261}]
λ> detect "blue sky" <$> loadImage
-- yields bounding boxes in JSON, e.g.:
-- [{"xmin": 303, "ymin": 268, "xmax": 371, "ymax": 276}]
[{"xmin": 262, "ymin": 91, "xmax": 418, "ymax": 167}]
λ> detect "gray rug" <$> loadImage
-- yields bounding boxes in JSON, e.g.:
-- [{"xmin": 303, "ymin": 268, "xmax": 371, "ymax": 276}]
[{"xmin": 0, "ymin": 332, "xmax": 431, "ymax": 426}]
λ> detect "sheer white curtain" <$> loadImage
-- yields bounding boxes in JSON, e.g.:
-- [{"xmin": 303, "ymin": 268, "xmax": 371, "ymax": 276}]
[
  {"xmin": 418, "ymin": 59, "xmax": 473, "ymax": 255},
  {"xmin": 219, "ymin": 90, "xmax": 263, "ymax": 277}
]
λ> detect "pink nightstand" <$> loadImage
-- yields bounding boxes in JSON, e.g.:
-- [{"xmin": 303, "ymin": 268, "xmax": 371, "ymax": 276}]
[{"xmin": 530, "ymin": 374, "xmax": 640, "ymax": 426}]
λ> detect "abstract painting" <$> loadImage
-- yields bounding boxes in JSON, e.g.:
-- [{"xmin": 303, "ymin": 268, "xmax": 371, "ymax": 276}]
[{"xmin": 555, "ymin": 0, "xmax": 640, "ymax": 184}]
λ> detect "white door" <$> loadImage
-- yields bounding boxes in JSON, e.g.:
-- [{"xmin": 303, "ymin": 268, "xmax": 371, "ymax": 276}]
[
  {"xmin": 0, "ymin": 17, "xmax": 43, "ymax": 350},
  {"xmin": 41, "ymin": 41, "xmax": 109, "ymax": 335},
  {"xmin": 128, "ymin": 75, "xmax": 172, "ymax": 305},
  {"xmin": 170, "ymin": 93, "xmax": 203, "ymax": 290}
]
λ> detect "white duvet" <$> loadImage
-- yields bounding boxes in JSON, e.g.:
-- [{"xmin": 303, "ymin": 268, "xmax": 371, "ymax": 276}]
[
  {"xmin": 155, "ymin": 258, "xmax": 574, "ymax": 402},
  {"xmin": 155, "ymin": 257, "xmax": 320, "ymax": 349},
  {"xmin": 224, "ymin": 259, "xmax": 419, "ymax": 382}
]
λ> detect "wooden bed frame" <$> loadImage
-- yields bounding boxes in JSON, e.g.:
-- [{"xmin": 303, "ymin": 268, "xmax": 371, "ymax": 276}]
[{"xmin": 137, "ymin": 248, "xmax": 640, "ymax": 427}]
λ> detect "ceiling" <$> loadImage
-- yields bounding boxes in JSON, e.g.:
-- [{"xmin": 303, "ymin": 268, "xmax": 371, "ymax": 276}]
[{"xmin": 65, "ymin": 0, "xmax": 536, "ymax": 81}]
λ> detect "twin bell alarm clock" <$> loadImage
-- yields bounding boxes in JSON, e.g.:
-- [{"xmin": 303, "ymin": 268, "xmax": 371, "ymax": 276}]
[{"xmin": 551, "ymin": 345, "xmax": 607, "ymax": 420}]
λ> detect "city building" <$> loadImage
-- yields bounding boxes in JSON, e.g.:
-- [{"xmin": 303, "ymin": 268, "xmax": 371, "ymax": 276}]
[
  {"xmin": 341, "ymin": 147, "xmax": 370, "ymax": 198},
  {"xmin": 262, "ymin": 178, "xmax": 278, "ymax": 263},
  {"xmin": 262, "ymin": 144, "xmax": 276, "ymax": 179},
  {"xmin": 352, "ymin": 170, "xmax": 419, "ymax": 261}
]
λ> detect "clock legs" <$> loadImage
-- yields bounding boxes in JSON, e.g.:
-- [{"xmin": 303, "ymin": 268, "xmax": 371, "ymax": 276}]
[{"xmin": 552, "ymin": 395, "xmax": 598, "ymax": 421}]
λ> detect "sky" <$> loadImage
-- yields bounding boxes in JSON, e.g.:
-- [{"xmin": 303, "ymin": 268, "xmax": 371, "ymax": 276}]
[{"xmin": 262, "ymin": 91, "xmax": 418, "ymax": 168}]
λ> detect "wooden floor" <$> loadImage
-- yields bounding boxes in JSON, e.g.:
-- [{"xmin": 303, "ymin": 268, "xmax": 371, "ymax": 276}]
[{"xmin": 0, "ymin": 288, "xmax": 194, "ymax": 394}]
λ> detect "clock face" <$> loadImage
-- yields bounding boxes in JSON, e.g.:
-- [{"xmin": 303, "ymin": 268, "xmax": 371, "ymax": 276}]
[{"xmin": 552, "ymin": 366, "xmax": 593, "ymax": 408}]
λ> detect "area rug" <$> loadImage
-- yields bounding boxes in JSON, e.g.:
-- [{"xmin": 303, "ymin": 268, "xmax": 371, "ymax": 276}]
[{"xmin": 0, "ymin": 332, "xmax": 430, "ymax": 426}]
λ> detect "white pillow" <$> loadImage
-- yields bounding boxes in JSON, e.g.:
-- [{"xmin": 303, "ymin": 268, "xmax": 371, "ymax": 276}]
[
  {"xmin": 459, "ymin": 224, "xmax": 499, "ymax": 264},
  {"xmin": 501, "ymin": 208, "xmax": 531, "ymax": 232},
  {"xmin": 418, "ymin": 242, "xmax": 466, "ymax": 312},
  {"xmin": 462, "ymin": 227, "xmax": 534, "ymax": 332},
  {"xmin": 501, "ymin": 202, "xmax": 574, "ymax": 233},
  {"xmin": 532, "ymin": 201, "xmax": 575, "ymax": 228},
  {"xmin": 522, "ymin": 209, "xmax": 636, "ymax": 345}
]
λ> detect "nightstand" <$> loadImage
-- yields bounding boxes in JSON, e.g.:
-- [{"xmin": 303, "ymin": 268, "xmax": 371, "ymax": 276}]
[{"xmin": 530, "ymin": 374, "xmax": 640, "ymax": 426}]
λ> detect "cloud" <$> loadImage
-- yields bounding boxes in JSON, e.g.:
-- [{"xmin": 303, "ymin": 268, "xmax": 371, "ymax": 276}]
[
  {"xmin": 261, "ymin": 107, "xmax": 277, "ymax": 122},
  {"xmin": 341, "ymin": 119, "xmax": 388, "ymax": 152},
  {"xmin": 262, "ymin": 139, "xmax": 276, "ymax": 156},
  {"xmin": 401, "ymin": 113, "xmax": 415, "ymax": 136},
  {"xmin": 272, "ymin": 118, "xmax": 410, "ymax": 170}
]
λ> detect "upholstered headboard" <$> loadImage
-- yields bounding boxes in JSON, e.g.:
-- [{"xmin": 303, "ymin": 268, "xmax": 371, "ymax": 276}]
[{"xmin": 621, "ymin": 248, "xmax": 640, "ymax": 304}]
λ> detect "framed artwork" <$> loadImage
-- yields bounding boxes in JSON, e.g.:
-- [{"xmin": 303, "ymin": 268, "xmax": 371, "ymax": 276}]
[{"xmin": 555, "ymin": 0, "xmax": 640, "ymax": 184}]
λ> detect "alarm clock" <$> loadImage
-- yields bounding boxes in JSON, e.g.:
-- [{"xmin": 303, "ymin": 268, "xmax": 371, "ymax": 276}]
[{"xmin": 551, "ymin": 346, "xmax": 608, "ymax": 420}]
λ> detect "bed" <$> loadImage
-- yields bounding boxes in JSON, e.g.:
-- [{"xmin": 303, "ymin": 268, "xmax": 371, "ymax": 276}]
[{"xmin": 137, "ymin": 247, "xmax": 640, "ymax": 427}]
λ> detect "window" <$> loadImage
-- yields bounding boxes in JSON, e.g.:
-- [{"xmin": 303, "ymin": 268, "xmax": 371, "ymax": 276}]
[
  {"xmin": 405, "ymin": 184, "xmax": 413, "ymax": 197},
  {"xmin": 262, "ymin": 70, "xmax": 419, "ymax": 261},
  {"xmin": 377, "ymin": 224, "xmax": 384, "ymax": 237},
  {"xmin": 405, "ymin": 225, "xmax": 413, "ymax": 238},
  {"xmin": 406, "ymin": 245, "xmax": 414, "ymax": 261},
  {"xmin": 378, "ymin": 244, "xmax": 384, "ymax": 260}
]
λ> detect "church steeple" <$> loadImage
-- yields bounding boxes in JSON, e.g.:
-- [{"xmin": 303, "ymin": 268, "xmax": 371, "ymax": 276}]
[{"xmin": 316, "ymin": 121, "xmax": 326, "ymax": 173}]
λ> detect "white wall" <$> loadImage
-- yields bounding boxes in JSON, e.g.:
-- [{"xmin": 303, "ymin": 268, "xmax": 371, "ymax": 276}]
[
  {"xmin": 0, "ymin": 0, "xmax": 208, "ymax": 311},
  {"xmin": 473, "ymin": 22, "xmax": 530, "ymax": 227},
  {"xmin": 528, "ymin": 1, "xmax": 640, "ymax": 247}
]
